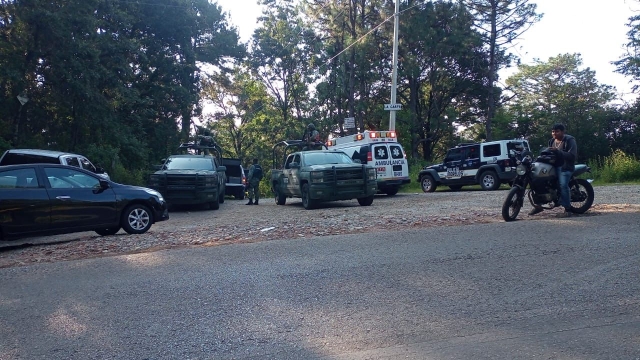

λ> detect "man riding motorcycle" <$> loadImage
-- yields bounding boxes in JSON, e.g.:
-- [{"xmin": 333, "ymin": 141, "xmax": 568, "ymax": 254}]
[{"xmin": 529, "ymin": 123, "xmax": 578, "ymax": 217}]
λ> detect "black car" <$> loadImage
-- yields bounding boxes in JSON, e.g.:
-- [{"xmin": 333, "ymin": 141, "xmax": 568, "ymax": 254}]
[{"xmin": 0, "ymin": 164, "xmax": 169, "ymax": 240}]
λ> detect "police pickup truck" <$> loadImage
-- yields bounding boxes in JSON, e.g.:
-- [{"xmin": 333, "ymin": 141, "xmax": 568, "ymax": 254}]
[{"xmin": 270, "ymin": 140, "xmax": 377, "ymax": 210}]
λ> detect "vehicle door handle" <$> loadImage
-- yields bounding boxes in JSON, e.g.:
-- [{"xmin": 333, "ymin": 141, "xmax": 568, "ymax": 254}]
[{"xmin": 56, "ymin": 196, "xmax": 71, "ymax": 200}]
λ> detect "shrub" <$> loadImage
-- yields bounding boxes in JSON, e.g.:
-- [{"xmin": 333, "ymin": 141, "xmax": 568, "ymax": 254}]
[{"xmin": 589, "ymin": 150, "xmax": 640, "ymax": 183}]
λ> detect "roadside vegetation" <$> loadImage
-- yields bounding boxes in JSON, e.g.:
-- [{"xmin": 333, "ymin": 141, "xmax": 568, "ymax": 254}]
[{"xmin": 2, "ymin": 0, "xmax": 640, "ymax": 191}]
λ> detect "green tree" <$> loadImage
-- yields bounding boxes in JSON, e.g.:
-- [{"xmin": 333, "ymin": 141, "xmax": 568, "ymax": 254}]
[
  {"xmin": 462, "ymin": 0, "xmax": 542, "ymax": 141},
  {"xmin": 505, "ymin": 53, "xmax": 614, "ymax": 161}
]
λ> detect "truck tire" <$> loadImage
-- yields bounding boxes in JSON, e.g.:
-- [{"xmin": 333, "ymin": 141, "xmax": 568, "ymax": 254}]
[
  {"xmin": 479, "ymin": 170, "xmax": 500, "ymax": 191},
  {"xmin": 274, "ymin": 187, "xmax": 286, "ymax": 205},
  {"xmin": 235, "ymin": 189, "xmax": 245, "ymax": 200},
  {"xmin": 301, "ymin": 183, "xmax": 316, "ymax": 210},
  {"xmin": 357, "ymin": 195, "xmax": 374, "ymax": 206},
  {"xmin": 384, "ymin": 187, "xmax": 399, "ymax": 196},
  {"xmin": 209, "ymin": 195, "xmax": 220, "ymax": 210},
  {"xmin": 420, "ymin": 174, "xmax": 437, "ymax": 193},
  {"xmin": 219, "ymin": 191, "xmax": 225, "ymax": 204}
]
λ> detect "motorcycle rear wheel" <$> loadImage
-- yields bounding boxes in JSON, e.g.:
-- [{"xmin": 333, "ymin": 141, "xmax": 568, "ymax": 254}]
[
  {"xmin": 569, "ymin": 178, "xmax": 594, "ymax": 214},
  {"xmin": 502, "ymin": 187, "xmax": 523, "ymax": 222}
]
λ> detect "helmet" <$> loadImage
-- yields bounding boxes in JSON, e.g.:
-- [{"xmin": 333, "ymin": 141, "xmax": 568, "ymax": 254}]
[{"xmin": 307, "ymin": 123, "xmax": 315, "ymax": 131}]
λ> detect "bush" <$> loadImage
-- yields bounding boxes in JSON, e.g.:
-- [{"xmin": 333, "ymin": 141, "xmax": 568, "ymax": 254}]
[
  {"xmin": 589, "ymin": 150, "xmax": 640, "ymax": 184},
  {"xmin": 402, "ymin": 158, "xmax": 431, "ymax": 193}
]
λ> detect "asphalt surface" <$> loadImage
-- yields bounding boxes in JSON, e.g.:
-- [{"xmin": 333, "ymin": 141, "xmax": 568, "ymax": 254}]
[{"xmin": 1, "ymin": 212, "xmax": 639, "ymax": 359}]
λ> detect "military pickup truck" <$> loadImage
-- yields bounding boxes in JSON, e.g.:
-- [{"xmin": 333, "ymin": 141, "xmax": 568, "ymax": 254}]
[
  {"xmin": 148, "ymin": 139, "xmax": 226, "ymax": 210},
  {"xmin": 270, "ymin": 140, "xmax": 377, "ymax": 210}
]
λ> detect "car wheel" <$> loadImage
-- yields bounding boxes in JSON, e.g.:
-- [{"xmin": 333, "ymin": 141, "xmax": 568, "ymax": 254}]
[
  {"xmin": 357, "ymin": 195, "xmax": 374, "ymax": 206},
  {"xmin": 274, "ymin": 187, "xmax": 286, "ymax": 205},
  {"xmin": 95, "ymin": 227, "xmax": 121, "ymax": 236},
  {"xmin": 479, "ymin": 171, "xmax": 499, "ymax": 191},
  {"xmin": 122, "ymin": 204, "xmax": 153, "ymax": 235},
  {"xmin": 209, "ymin": 195, "xmax": 220, "ymax": 210},
  {"xmin": 301, "ymin": 183, "xmax": 316, "ymax": 210},
  {"xmin": 420, "ymin": 175, "xmax": 437, "ymax": 193},
  {"xmin": 219, "ymin": 191, "xmax": 225, "ymax": 204}
]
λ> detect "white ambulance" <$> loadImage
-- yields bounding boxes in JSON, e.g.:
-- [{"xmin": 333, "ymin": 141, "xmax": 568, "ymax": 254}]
[{"xmin": 326, "ymin": 130, "xmax": 410, "ymax": 195}]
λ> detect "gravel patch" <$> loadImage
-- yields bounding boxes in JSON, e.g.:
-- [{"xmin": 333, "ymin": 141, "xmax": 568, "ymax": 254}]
[{"xmin": 1, "ymin": 185, "xmax": 639, "ymax": 268}]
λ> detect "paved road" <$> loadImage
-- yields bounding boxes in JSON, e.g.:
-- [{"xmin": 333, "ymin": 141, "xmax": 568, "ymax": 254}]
[{"xmin": 1, "ymin": 212, "xmax": 639, "ymax": 359}]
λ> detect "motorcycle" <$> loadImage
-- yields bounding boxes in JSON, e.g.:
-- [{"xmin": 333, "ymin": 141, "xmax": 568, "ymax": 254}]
[{"xmin": 502, "ymin": 148, "xmax": 595, "ymax": 221}]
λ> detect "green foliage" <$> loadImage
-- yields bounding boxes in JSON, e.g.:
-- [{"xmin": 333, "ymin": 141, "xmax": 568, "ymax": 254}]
[{"xmin": 589, "ymin": 150, "xmax": 640, "ymax": 183}]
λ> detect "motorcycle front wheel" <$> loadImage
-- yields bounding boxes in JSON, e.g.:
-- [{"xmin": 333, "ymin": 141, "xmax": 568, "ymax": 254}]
[
  {"xmin": 502, "ymin": 187, "xmax": 523, "ymax": 222},
  {"xmin": 569, "ymin": 178, "xmax": 595, "ymax": 214}
]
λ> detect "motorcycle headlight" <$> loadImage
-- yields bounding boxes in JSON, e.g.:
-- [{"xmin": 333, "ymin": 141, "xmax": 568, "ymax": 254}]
[{"xmin": 516, "ymin": 164, "xmax": 527, "ymax": 176}]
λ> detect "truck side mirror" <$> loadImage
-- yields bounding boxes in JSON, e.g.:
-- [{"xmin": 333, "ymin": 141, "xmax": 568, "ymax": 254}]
[
  {"xmin": 217, "ymin": 165, "xmax": 226, "ymax": 172},
  {"xmin": 352, "ymin": 159, "xmax": 361, "ymax": 164}
]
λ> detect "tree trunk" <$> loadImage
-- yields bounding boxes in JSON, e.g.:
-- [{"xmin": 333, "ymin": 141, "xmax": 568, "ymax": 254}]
[{"xmin": 486, "ymin": 0, "xmax": 498, "ymax": 142}]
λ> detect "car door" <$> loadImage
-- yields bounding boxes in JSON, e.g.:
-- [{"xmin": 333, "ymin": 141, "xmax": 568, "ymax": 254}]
[
  {"xmin": 443, "ymin": 148, "xmax": 465, "ymax": 183},
  {"xmin": 288, "ymin": 154, "xmax": 302, "ymax": 195},
  {"xmin": 0, "ymin": 167, "xmax": 51, "ymax": 236},
  {"xmin": 282, "ymin": 154, "xmax": 295, "ymax": 195},
  {"xmin": 43, "ymin": 167, "xmax": 118, "ymax": 230}
]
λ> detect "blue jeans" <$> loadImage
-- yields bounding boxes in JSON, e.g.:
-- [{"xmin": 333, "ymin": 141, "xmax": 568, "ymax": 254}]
[{"xmin": 556, "ymin": 167, "xmax": 572, "ymax": 210}]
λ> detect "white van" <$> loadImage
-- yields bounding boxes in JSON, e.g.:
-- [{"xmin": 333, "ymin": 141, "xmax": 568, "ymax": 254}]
[{"xmin": 327, "ymin": 130, "xmax": 410, "ymax": 195}]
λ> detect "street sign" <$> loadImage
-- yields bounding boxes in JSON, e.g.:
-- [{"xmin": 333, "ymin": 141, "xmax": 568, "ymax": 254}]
[
  {"xmin": 384, "ymin": 104, "xmax": 402, "ymax": 111},
  {"xmin": 344, "ymin": 117, "xmax": 355, "ymax": 128}
]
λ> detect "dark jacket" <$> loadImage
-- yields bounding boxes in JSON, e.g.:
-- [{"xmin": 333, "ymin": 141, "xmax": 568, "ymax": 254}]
[{"xmin": 548, "ymin": 134, "xmax": 577, "ymax": 172}]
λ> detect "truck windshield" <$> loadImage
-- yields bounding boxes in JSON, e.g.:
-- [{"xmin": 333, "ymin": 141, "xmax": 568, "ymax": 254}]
[
  {"xmin": 304, "ymin": 152, "xmax": 355, "ymax": 166},
  {"xmin": 164, "ymin": 157, "xmax": 214, "ymax": 171}
]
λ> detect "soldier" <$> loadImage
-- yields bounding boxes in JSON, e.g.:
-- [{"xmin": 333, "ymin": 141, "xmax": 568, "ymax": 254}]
[
  {"xmin": 245, "ymin": 158, "xmax": 263, "ymax": 205},
  {"xmin": 302, "ymin": 123, "xmax": 320, "ymax": 150}
]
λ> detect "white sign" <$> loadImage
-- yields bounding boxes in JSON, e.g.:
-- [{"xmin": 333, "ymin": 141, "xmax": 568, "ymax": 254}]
[
  {"xmin": 344, "ymin": 117, "xmax": 355, "ymax": 128},
  {"xmin": 384, "ymin": 103, "xmax": 402, "ymax": 111}
]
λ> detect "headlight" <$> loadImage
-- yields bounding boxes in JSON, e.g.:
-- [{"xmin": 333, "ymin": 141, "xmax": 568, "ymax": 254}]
[
  {"xmin": 310, "ymin": 171, "xmax": 324, "ymax": 183},
  {"xmin": 144, "ymin": 188, "xmax": 164, "ymax": 202},
  {"xmin": 205, "ymin": 175, "xmax": 217, "ymax": 185},
  {"xmin": 516, "ymin": 164, "xmax": 527, "ymax": 176},
  {"xmin": 367, "ymin": 168, "xmax": 377, "ymax": 180}
]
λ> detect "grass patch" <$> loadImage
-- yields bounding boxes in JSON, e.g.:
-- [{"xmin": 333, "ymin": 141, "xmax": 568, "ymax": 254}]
[{"xmin": 588, "ymin": 150, "xmax": 640, "ymax": 184}]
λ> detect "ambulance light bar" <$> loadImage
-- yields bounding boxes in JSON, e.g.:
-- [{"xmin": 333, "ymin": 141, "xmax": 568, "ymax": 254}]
[{"xmin": 327, "ymin": 130, "xmax": 397, "ymax": 147}]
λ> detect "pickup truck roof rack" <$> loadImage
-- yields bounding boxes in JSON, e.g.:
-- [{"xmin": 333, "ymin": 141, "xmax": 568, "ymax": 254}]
[
  {"xmin": 178, "ymin": 135, "xmax": 223, "ymax": 156},
  {"xmin": 272, "ymin": 140, "xmax": 327, "ymax": 169}
]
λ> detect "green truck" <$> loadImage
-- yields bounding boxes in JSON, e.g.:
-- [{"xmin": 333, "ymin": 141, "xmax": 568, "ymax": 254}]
[
  {"xmin": 270, "ymin": 140, "xmax": 377, "ymax": 210},
  {"xmin": 148, "ymin": 138, "xmax": 226, "ymax": 210}
]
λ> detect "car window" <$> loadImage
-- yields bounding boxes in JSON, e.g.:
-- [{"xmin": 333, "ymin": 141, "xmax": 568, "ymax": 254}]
[
  {"xmin": 374, "ymin": 145, "xmax": 388, "ymax": 160},
  {"xmin": 65, "ymin": 156, "xmax": 81, "ymax": 168},
  {"xmin": 303, "ymin": 152, "xmax": 353, "ymax": 166},
  {"xmin": 483, "ymin": 144, "xmax": 501, "ymax": 158},
  {"xmin": 44, "ymin": 167, "xmax": 100, "ymax": 189},
  {"xmin": 466, "ymin": 145, "xmax": 480, "ymax": 159},
  {"xmin": 0, "ymin": 152, "xmax": 57, "ymax": 165},
  {"xmin": 0, "ymin": 168, "xmax": 38, "ymax": 189},
  {"xmin": 284, "ymin": 155, "xmax": 295, "ymax": 169},
  {"xmin": 163, "ymin": 157, "xmax": 214, "ymax": 171},
  {"xmin": 293, "ymin": 154, "xmax": 301, "ymax": 165},
  {"xmin": 390, "ymin": 145, "xmax": 404, "ymax": 159},
  {"xmin": 445, "ymin": 148, "xmax": 464, "ymax": 162},
  {"xmin": 80, "ymin": 157, "xmax": 97, "ymax": 172}
]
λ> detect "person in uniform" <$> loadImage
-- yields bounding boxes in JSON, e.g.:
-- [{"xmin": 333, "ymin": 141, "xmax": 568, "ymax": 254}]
[
  {"xmin": 245, "ymin": 158, "xmax": 262, "ymax": 205},
  {"xmin": 302, "ymin": 123, "xmax": 320, "ymax": 150}
]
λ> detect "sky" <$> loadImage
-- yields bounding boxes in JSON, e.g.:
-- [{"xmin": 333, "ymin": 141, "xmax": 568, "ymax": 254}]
[{"xmin": 216, "ymin": 0, "xmax": 640, "ymax": 102}]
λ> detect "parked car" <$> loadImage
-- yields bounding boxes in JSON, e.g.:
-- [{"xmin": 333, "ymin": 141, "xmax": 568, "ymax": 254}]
[
  {"xmin": 0, "ymin": 149, "xmax": 110, "ymax": 179},
  {"xmin": 418, "ymin": 139, "xmax": 530, "ymax": 192},
  {"xmin": 222, "ymin": 158, "xmax": 246, "ymax": 200},
  {"xmin": 0, "ymin": 164, "xmax": 168, "ymax": 240}
]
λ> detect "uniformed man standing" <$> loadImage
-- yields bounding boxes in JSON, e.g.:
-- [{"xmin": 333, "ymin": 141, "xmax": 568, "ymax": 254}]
[
  {"xmin": 245, "ymin": 158, "xmax": 263, "ymax": 205},
  {"xmin": 302, "ymin": 123, "xmax": 320, "ymax": 150}
]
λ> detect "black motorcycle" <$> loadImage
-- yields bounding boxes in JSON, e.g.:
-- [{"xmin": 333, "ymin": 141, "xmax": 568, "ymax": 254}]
[{"xmin": 502, "ymin": 148, "xmax": 595, "ymax": 221}]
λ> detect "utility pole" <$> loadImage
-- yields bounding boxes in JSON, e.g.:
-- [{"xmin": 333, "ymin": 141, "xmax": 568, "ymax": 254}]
[{"xmin": 388, "ymin": 0, "xmax": 400, "ymax": 131}]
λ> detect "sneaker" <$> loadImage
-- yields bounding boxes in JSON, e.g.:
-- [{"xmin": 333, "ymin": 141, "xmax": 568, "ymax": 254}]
[
  {"xmin": 528, "ymin": 206, "xmax": 544, "ymax": 216},
  {"xmin": 557, "ymin": 210, "xmax": 573, "ymax": 218}
]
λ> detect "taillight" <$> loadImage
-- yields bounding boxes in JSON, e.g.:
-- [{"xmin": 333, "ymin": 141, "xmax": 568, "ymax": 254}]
[
  {"xmin": 242, "ymin": 176, "xmax": 246, "ymax": 185},
  {"xmin": 367, "ymin": 152, "xmax": 372, "ymax": 162}
]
